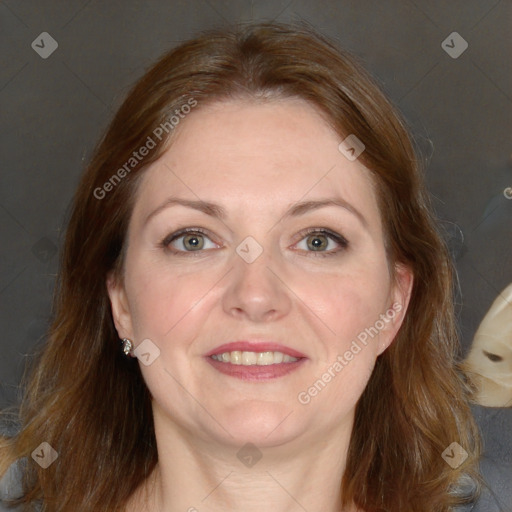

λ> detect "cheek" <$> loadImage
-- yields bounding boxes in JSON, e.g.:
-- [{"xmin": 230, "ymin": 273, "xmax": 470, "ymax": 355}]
[
  {"xmin": 294, "ymin": 252, "xmax": 392, "ymax": 351},
  {"xmin": 124, "ymin": 256, "xmax": 214, "ymax": 344},
  {"xmin": 297, "ymin": 332, "xmax": 377, "ymax": 421}
]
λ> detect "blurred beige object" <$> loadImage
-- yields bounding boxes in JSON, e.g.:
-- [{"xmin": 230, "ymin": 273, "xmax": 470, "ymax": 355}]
[{"xmin": 463, "ymin": 282, "xmax": 512, "ymax": 407}]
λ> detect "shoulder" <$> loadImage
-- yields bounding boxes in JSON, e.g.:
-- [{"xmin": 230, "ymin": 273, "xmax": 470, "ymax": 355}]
[
  {"xmin": 471, "ymin": 456, "xmax": 512, "ymax": 511},
  {"xmin": 0, "ymin": 457, "xmax": 43, "ymax": 512},
  {"xmin": 462, "ymin": 405, "xmax": 512, "ymax": 511},
  {"xmin": 0, "ymin": 457, "xmax": 25, "ymax": 511}
]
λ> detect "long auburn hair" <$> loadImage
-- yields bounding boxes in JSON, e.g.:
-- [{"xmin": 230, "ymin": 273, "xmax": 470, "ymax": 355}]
[{"xmin": 1, "ymin": 21, "xmax": 480, "ymax": 512}]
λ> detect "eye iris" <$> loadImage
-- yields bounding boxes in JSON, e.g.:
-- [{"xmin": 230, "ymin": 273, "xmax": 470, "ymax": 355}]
[
  {"xmin": 183, "ymin": 233, "xmax": 203, "ymax": 250},
  {"xmin": 307, "ymin": 234, "xmax": 327, "ymax": 251}
]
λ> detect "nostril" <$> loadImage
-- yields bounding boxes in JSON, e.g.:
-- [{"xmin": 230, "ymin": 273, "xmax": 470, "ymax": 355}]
[{"xmin": 482, "ymin": 350, "xmax": 503, "ymax": 362}]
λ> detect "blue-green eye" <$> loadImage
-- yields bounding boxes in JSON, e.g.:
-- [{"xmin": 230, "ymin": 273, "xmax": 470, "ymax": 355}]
[
  {"xmin": 160, "ymin": 227, "xmax": 348, "ymax": 257},
  {"xmin": 294, "ymin": 228, "xmax": 349, "ymax": 256},
  {"xmin": 162, "ymin": 228, "xmax": 218, "ymax": 253}
]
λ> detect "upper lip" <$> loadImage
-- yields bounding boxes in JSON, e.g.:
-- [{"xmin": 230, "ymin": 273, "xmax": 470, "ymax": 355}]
[{"xmin": 206, "ymin": 340, "xmax": 307, "ymax": 359}]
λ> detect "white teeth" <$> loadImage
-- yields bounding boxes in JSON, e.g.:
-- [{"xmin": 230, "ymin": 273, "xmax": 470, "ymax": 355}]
[
  {"xmin": 273, "ymin": 351, "xmax": 284, "ymax": 364},
  {"xmin": 257, "ymin": 351, "xmax": 273, "ymax": 365},
  {"xmin": 211, "ymin": 350, "xmax": 299, "ymax": 365},
  {"xmin": 242, "ymin": 351, "xmax": 257, "ymax": 365}
]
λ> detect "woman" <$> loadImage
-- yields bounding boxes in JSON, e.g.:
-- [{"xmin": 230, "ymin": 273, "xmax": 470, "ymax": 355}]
[{"xmin": 0, "ymin": 22, "xmax": 481, "ymax": 511}]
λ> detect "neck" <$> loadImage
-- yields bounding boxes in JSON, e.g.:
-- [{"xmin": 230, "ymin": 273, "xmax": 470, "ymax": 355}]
[{"xmin": 127, "ymin": 410, "xmax": 357, "ymax": 512}]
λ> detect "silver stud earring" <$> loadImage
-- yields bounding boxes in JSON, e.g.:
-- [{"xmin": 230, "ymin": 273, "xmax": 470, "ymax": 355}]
[{"xmin": 121, "ymin": 338, "xmax": 133, "ymax": 356}]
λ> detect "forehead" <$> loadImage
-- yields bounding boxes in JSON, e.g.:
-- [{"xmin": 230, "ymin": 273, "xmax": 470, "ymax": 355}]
[{"xmin": 132, "ymin": 98, "xmax": 381, "ymax": 232}]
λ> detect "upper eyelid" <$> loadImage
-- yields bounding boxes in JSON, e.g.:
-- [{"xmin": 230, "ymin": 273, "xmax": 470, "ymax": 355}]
[
  {"xmin": 163, "ymin": 227, "xmax": 218, "ymax": 246},
  {"xmin": 294, "ymin": 227, "xmax": 347, "ymax": 242}
]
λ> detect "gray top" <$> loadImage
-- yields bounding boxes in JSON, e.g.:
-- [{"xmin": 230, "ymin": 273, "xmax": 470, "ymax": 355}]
[{"xmin": 1, "ymin": 406, "xmax": 511, "ymax": 511}]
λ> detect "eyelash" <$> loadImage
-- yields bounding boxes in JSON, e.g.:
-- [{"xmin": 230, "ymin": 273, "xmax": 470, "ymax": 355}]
[{"xmin": 159, "ymin": 227, "xmax": 349, "ymax": 257}]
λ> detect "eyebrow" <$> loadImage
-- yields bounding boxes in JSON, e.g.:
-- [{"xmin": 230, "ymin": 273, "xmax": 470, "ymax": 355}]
[{"xmin": 144, "ymin": 196, "xmax": 368, "ymax": 229}]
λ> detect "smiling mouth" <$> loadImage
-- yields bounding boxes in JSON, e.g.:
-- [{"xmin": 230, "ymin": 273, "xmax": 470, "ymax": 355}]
[{"xmin": 210, "ymin": 350, "xmax": 300, "ymax": 365}]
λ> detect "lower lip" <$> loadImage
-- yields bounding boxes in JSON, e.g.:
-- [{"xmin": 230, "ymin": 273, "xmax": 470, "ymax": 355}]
[{"xmin": 205, "ymin": 356, "xmax": 306, "ymax": 380}]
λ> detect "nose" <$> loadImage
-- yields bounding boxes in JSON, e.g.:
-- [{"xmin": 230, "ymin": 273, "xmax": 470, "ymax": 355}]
[{"xmin": 222, "ymin": 244, "xmax": 292, "ymax": 323}]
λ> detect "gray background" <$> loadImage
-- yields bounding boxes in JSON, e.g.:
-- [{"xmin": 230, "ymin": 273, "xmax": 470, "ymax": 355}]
[{"xmin": 0, "ymin": 0, "xmax": 511, "ymax": 509}]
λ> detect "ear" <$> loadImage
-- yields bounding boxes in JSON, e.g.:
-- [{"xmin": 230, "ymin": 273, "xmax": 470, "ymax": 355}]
[
  {"xmin": 377, "ymin": 262, "xmax": 414, "ymax": 355},
  {"xmin": 106, "ymin": 270, "xmax": 135, "ymax": 342}
]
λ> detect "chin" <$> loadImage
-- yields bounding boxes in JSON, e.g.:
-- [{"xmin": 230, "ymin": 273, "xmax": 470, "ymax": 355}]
[{"xmin": 218, "ymin": 401, "xmax": 299, "ymax": 446}]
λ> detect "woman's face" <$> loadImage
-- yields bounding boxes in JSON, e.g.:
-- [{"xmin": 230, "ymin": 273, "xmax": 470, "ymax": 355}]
[{"xmin": 108, "ymin": 98, "xmax": 412, "ymax": 448}]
